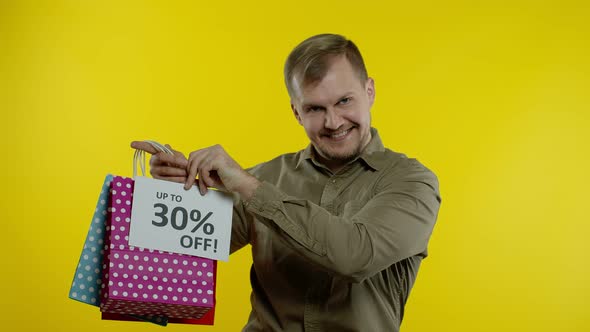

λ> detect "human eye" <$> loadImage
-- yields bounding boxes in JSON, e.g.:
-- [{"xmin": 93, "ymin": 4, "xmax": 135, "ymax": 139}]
[
  {"xmin": 338, "ymin": 97, "xmax": 351, "ymax": 105},
  {"xmin": 307, "ymin": 106, "xmax": 324, "ymax": 112}
]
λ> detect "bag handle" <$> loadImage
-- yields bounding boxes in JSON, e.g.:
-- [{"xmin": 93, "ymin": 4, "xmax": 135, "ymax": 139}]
[{"xmin": 133, "ymin": 140, "xmax": 174, "ymax": 177}]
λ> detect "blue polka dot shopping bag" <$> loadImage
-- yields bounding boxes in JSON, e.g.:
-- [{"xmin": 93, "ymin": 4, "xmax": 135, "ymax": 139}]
[{"xmin": 69, "ymin": 174, "xmax": 113, "ymax": 307}]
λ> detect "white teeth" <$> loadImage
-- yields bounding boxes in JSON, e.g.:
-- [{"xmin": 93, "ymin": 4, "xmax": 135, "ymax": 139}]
[{"xmin": 330, "ymin": 129, "xmax": 350, "ymax": 138}]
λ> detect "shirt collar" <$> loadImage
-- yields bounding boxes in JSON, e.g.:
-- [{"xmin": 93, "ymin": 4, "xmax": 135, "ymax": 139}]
[{"xmin": 296, "ymin": 127, "xmax": 387, "ymax": 171}]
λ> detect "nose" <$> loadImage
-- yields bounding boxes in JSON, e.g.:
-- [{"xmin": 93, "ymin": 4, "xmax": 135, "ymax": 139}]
[{"xmin": 324, "ymin": 108, "xmax": 344, "ymax": 130}]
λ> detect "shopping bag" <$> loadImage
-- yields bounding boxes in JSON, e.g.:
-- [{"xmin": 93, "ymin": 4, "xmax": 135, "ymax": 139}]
[
  {"xmin": 70, "ymin": 141, "xmax": 220, "ymax": 325},
  {"xmin": 99, "ymin": 176, "xmax": 217, "ymax": 320},
  {"xmin": 69, "ymin": 174, "xmax": 174, "ymax": 326},
  {"xmin": 69, "ymin": 174, "xmax": 113, "ymax": 306}
]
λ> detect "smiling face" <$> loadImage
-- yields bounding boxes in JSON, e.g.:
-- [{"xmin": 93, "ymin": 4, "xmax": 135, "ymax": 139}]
[{"xmin": 291, "ymin": 55, "xmax": 375, "ymax": 171}]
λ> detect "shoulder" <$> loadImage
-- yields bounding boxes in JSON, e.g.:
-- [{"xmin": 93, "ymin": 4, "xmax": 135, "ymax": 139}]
[{"xmin": 376, "ymin": 149, "xmax": 439, "ymax": 193}]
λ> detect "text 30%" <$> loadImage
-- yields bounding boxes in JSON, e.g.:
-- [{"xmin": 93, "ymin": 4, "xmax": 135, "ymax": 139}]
[{"xmin": 151, "ymin": 203, "xmax": 214, "ymax": 235}]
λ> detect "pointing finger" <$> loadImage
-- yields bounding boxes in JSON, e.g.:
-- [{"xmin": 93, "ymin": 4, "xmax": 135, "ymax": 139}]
[{"xmin": 131, "ymin": 141, "xmax": 159, "ymax": 154}]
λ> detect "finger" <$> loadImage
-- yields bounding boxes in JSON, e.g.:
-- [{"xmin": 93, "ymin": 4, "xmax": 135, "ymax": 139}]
[
  {"xmin": 197, "ymin": 164, "xmax": 213, "ymax": 196},
  {"xmin": 198, "ymin": 169, "xmax": 208, "ymax": 196},
  {"xmin": 165, "ymin": 144, "xmax": 187, "ymax": 159},
  {"xmin": 185, "ymin": 150, "xmax": 207, "ymax": 190},
  {"xmin": 199, "ymin": 160, "xmax": 220, "ymax": 191},
  {"xmin": 195, "ymin": 179, "xmax": 207, "ymax": 193},
  {"xmin": 165, "ymin": 144, "xmax": 175, "ymax": 153},
  {"xmin": 156, "ymin": 152, "xmax": 189, "ymax": 169},
  {"xmin": 185, "ymin": 159, "xmax": 197, "ymax": 190},
  {"xmin": 131, "ymin": 141, "xmax": 159, "ymax": 154},
  {"xmin": 150, "ymin": 165, "xmax": 188, "ymax": 177}
]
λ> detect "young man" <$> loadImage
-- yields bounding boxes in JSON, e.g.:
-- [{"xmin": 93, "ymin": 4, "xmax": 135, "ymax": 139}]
[{"xmin": 132, "ymin": 34, "xmax": 441, "ymax": 332}]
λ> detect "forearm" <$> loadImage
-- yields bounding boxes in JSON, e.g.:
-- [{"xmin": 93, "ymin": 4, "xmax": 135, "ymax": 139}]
[
  {"xmin": 233, "ymin": 171, "xmax": 261, "ymax": 201},
  {"xmin": 243, "ymin": 179, "xmax": 441, "ymax": 283}
]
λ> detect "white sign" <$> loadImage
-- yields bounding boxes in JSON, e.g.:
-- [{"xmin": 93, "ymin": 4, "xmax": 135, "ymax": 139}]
[{"xmin": 129, "ymin": 176, "xmax": 234, "ymax": 261}]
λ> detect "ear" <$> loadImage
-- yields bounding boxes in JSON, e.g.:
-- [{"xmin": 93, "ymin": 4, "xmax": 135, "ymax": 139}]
[
  {"xmin": 366, "ymin": 78, "xmax": 375, "ymax": 106},
  {"xmin": 291, "ymin": 102, "xmax": 303, "ymax": 125}
]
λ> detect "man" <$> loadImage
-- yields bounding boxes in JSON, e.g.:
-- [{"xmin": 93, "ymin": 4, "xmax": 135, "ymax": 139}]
[{"xmin": 132, "ymin": 33, "xmax": 441, "ymax": 332}]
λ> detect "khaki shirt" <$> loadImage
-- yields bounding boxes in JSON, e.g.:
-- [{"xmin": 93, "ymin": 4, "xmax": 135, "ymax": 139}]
[{"xmin": 231, "ymin": 128, "xmax": 441, "ymax": 332}]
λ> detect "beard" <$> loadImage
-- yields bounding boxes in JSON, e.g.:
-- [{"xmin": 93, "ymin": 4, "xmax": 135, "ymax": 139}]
[
  {"xmin": 309, "ymin": 125, "xmax": 372, "ymax": 170},
  {"xmin": 313, "ymin": 140, "xmax": 364, "ymax": 166}
]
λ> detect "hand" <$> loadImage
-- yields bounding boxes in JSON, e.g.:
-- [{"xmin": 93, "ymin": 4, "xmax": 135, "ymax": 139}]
[
  {"xmin": 185, "ymin": 144, "xmax": 260, "ymax": 199},
  {"xmin": 130, "ymin": 141, "xmax": 189, "ymax": 183}
]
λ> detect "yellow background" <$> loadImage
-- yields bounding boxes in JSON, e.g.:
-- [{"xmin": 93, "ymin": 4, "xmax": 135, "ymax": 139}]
[{"xmin": 1, "ymin": 0, "xmax": 588, "ymax": 331}]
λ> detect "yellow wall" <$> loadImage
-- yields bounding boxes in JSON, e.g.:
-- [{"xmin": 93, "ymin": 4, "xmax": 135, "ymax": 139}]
[{"xmin": 1, "ymin": 0, "xmax": 588, "ymax": 331}]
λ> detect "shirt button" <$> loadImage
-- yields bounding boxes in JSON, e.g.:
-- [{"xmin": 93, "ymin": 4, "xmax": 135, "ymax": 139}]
[{"xmin": 331, "ymin": 179, "xmax": 336, "ymax": 183}]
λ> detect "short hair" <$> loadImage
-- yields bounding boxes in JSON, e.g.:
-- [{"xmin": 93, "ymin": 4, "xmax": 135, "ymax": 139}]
[{"xmin": 284, "ymin": 33, "xmax": 368, "ymax": 99}]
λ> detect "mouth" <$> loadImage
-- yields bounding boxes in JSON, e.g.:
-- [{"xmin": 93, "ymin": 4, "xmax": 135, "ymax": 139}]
[{"xmin": 322, "ymin": 127, "xmax": 355, "ymax": 141}]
